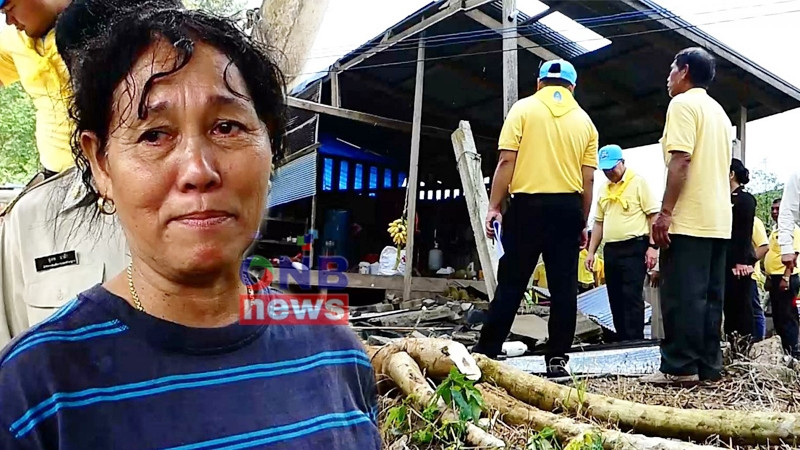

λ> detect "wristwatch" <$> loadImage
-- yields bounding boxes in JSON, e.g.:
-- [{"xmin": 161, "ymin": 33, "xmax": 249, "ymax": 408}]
[{"xmin": 648, "ymin": 243, "xmax": 658, "ymax": 250}]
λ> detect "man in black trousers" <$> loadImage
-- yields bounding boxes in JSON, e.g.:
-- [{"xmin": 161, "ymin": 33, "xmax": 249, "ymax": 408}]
[
  {"xmin": 586, "ymin": 145, "xmax": 660, "ymax": 342},
  {"xmin": 472, "ymin": 60, "xmax": 598, "ymax": 377},
  {"xmin": 645, "ymin": 48, "xmax": 732, "ymax": 386}
]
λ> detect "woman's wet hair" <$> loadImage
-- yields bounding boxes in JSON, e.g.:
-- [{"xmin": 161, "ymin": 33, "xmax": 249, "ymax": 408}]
[
  {"xmin": 67, "ymin": 7, "xmax": 286, "ymax": 211},
  {"xmin": 55, "ymin": 0, "xmax": 184, "ymax": 72},
  {"xmin": 730, "ymin": 158, "xmax": 750, "ymax": 185}
]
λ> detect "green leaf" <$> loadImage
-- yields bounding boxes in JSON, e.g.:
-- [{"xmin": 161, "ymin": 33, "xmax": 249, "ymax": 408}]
[
  {"xmin": 413, "ymin": 428, "xmax": 434, "ymax": 444},
  {"xmin": 470, "ymin": 403, "xmax": 482, "ymax": 423},
  {"xmin": 451, "ymin": 389, "xmax": 472, "ymax": 422},
  {"xmin": 422, "ymin": 402, "xmax": 439, "ymax": 422},
  {"xmin": 540, "ymin": 427, "xmax": 555, "ymax": 440},
  {"xmin": 384, "ymin": 404, "xmax": 407, "ymax": 431}
]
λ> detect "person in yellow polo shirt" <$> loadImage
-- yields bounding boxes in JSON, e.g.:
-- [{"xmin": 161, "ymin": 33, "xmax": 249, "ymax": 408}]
[
  {"xmin": 645, "ymin": 48, "xmax": 732, "ymax": 386},
  {"xmin": 0, "ymin": 0, "xmax": 76, "ymax": 177},
  {"xmin": 474, "ymin": 60, "xmax": 598, "ymax": 377},
  {"xmin": 766, "ymin": 198, "xmax": 800, "ymax": 357},
  {"xmin": 751, "ymin": 216, "xmax": 770, "ymax": 341},
  {"xmin": 586, "ymin": 145, "xmax": 660, "ymax": 341}
]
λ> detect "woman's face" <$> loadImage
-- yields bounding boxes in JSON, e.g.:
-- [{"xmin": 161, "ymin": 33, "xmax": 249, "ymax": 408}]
[{"xmin": 83, "ymin": 39, "xmax": 272, "ymax": 280}]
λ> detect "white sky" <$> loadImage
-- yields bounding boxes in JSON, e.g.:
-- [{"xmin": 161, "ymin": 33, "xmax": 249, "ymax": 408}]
[{"xmin": 246, "ymin": 0, "xmax": 800, "ymax": 203}]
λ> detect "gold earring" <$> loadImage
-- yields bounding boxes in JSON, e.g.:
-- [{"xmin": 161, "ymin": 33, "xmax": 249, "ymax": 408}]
[{"xmin": 97, "ymin": 196, "xmax": 116, "ymax": 215}]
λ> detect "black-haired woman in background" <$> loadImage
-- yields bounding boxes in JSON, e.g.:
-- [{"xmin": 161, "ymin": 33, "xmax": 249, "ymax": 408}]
[{"xmin": 725, "ymin": 158, "xmax": 757, "ymax": 349}]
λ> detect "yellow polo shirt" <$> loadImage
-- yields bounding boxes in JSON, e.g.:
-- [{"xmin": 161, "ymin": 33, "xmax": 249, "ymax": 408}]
[
  {"xmin": 577, "ymin": 249, "xmax": 596, "ymax": 285},
  {"xmin": 595, "ymin": 169, "xmax": 659, "ymax": 243},
  {"xmin": 499, "ymin": 86, "xmax": 598, "ymax": 194},
  {"xmin": 661, "ymin": 88, "xmax": 732, "ymax": 239},
  {"xmin": 752, "ymin": 217, "xmax": 769, "ymax": 281},
  {"xmin": 766, "ymin": 227, "xmax": 800, "ymax": 276},
  {"xmin": 532, "ymin": 262, "xmax": 547, "ymax": 289},
  {"xmin": 0, "ymin": 28, "xmax": 73, "ymax": 173}
]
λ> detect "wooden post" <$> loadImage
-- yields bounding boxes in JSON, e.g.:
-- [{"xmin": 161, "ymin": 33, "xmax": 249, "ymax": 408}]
[
  {"xmin": 403, "ymin": 37, "xmax": 425, "ymax": 302},
  {"xmin": 331, "ymin": 64, "xmax": 341, "ymax": 108},
  {"xmin": 737, "ymin": 105, "xmax": 747, "ymax": 165},
  {"xmin": 502, "ymin": 0, "xmax": 518, "ymax": 117},
  {"xmin": 452, "ymin": 121, "xmax": 498, "ymax": 300},
  {"xmin": 309, "ymin": 194, "xmax": 317, "ymax": 269}
]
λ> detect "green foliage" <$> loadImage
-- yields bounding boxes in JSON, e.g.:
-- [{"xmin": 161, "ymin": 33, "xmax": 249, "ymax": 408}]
[
  {"xmin": 750, "ymin": 169, "xmax": 783, "ymax": 228},
  {"xmin": 564, "ymin": 432, "xmax": 604, "ymax": 450},
  {"xmin": 384, "ymin": 403, "xmax": 408, "ymax": 433},
  {"xmin": 434, "ymin": 366, "xmax": 484, "ymax": 424},
  {"xmin": 527, "ymin": 427, "xmax": 561, "ymax": 450},
  {"xmin": 0, "ymin": 83, "xmax": 39, "ymax": 184}
]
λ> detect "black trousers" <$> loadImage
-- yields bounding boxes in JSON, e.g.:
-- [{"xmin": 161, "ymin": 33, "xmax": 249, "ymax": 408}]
[
  {"xmin": 724, "ymin": 271, "xmax": 754, "ymax": 340},
  {"xmin": 659, "ymin": 235, "xmax": 727, "ymax": 379},
  {"xmin": 475, "ymin": 193, "xmax": 583, "ymax": 362},
  {"xmin": 767, "ymin": 274, "xmax": 800, "ymax": 355},
  {"xmin": 604, "ymin": 237, "xmax": 648, "ymax": 341}
]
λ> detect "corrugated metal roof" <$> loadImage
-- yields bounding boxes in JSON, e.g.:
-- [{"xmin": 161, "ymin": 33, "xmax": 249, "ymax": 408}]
[
  {"xmin": 577, "ymin": 285, "xmax": 652, "ymax": 333},
  {"xmin": 505, "ymin": 344, "xmax": 660, "ymax": 375},
  {"xmin": 268, "ymin": 152, "xmax": 317, "ymax": 208}
]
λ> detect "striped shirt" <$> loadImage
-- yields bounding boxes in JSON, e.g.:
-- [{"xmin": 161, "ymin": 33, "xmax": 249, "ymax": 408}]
[{"xmin": 0, "ymin": 285, "xmax": 381, "ymax": 449}]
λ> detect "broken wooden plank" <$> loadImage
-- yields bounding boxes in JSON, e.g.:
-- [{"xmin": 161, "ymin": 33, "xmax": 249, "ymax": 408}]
[{"xmin": 451, "ymin": 121, "xmax": 498, "ymax": 300}]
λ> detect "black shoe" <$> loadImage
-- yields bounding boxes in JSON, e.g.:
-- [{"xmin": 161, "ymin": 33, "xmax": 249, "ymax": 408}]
[
  {"xmin": 470, "ymin": 345, "xmax": 497, "ymax": 360},
  {"xmin": 546, "ymin": 357, "xmax": 570, "ymax": 378}
]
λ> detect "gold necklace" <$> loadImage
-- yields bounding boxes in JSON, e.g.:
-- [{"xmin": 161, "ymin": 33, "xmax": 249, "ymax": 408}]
[
  {"xmin": 127, "ymin": 262, "xmax": 144, "ymax": 312},
  {"xmin": 126, "ymin": 262, "xmax": 255, "ymax": 313}
]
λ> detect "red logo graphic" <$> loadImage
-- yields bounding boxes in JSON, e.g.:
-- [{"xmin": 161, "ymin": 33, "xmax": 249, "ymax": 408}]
[{"xmin": 239, "ymin": 293, "xmax": 349, "ymax": 325}]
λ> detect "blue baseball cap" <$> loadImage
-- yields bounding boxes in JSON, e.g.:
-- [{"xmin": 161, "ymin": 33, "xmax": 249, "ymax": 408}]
[
  {"xmin": 538, "ymin": 60, "xmax": 577, "ymax": 86},
  {"xmin": 598, "ymin": 145, "xmax": 623, "ymax": 170}
]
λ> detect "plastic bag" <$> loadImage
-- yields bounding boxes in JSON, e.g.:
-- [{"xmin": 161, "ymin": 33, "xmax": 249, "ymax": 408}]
[{"xmin": 379, "ymin": 246, "xmax": 406, "ymax": 276}]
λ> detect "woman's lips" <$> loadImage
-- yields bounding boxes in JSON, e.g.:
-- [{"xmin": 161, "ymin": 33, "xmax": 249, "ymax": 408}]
[{"xmin": 171, "ymin": 211, "xmax": 235, "ymax": 229}]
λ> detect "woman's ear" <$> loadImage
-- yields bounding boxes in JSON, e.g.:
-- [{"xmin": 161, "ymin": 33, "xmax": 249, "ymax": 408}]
[{"xmin": 81, "ymin": 131, "xmax": 113, "ymax": 199}]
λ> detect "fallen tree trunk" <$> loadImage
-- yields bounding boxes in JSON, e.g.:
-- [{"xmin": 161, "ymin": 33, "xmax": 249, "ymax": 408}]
[
  {"xmin": 474, "ymin": 353, "xmax": 800, "ymax": 446},
  {"xmin": 368, "ymin": 338, "xmax": 480, "ymax": 381},
  {"xmin": 478, "ymin": 385, "xmax": 720, "ymax": 450},
  {"xmin": 379, "ymin": 350, "xmax": 505, "ymax": 448}
]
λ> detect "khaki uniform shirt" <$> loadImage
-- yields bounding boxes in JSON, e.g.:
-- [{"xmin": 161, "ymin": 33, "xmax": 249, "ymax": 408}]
[{"xmin": 0, "ymin": 168, "xmax": 128, "ymax": 346}]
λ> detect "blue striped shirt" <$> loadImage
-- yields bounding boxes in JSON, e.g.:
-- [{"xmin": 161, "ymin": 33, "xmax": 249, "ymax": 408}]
[{"xmin": 0, "ymin": 285, "xmax": 381, "ymax": 449}]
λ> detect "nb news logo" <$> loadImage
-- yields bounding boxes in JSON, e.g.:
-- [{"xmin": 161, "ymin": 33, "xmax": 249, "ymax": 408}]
[{"xmin": 238, "ymin": 232, "xmax": 350, "ymax": 325}]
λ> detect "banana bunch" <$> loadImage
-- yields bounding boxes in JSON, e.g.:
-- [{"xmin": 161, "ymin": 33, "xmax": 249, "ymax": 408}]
[{"xmin": 387, "ymin": 217, "xmax": 408, "ymax": 247}]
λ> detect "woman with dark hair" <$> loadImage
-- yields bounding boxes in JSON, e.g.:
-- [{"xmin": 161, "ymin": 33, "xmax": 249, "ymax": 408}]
[
  {"xmin": 724, "ymin": 158, "xmax": 757, "ymax": 348},
  {"xmin": 0, "ymin": 8, "xmax": 381, "ymax": 449}
]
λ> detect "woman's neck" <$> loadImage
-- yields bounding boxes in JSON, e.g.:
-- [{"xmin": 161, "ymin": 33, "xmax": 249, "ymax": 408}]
[
  {"xmin": 731, "ymin": 181, "xmax": 741, "ymax": 193},
  {"xmin": 107, "ymin": 259, "xmax": 245, "ymax": 328}
]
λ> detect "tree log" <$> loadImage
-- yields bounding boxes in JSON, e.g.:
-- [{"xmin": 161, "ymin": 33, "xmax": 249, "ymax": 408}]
[
  {"xmin": 475, "ymin": 353, "xmax": 800, "ymax": 446},
  {"xmin": 381, "ymin": 350, "xmax": 505, "ymax": 448},
  {"xmin": 368, "ymin": 338, "xmax": 480, "ymax": 381},
  {"xmin": 478, "ymin": 385, "xmax": 720, "ymax": 450}
]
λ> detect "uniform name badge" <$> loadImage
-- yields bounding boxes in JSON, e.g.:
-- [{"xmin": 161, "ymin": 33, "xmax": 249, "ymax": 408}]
[{"xmin": 34, "ymin": 251, "xmax": 78, "ymax": 272}]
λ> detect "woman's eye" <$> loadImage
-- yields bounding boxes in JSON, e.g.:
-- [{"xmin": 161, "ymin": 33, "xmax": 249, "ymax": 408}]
[
  {"xmin": 213, "ymin": 121, "xmax": 243, "ymax": 136},
  {"xmin": 138, "ymin": 130, "xmax": 168, "ymax": 144}
]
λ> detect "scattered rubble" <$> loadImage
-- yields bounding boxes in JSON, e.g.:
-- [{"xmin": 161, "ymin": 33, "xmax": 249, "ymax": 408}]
[{"xmin": 351, "ymin": 283, "xmax": 611, "ymax": 358}]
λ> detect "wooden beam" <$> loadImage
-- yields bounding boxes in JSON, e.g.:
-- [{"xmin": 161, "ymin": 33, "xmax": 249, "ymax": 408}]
[
  {"xmin": 338, "ymin": 0, "xmax": 494, "ymax": 73},
  {"xmin": 502, "ymin": 0, "xmax": 518, "ymax": 117},
  {"xmin": 286, "ymin": 96, "xmax": 498, "ymax": 143},
  {"xmin": 737, "ymin": 106, "xmax": 747, "ymax": 165},
  {"xmin": 452, "ymin": 121, "xmax": 498, "ymax": 300},
  {"xmin": 330, "ymin": 64, "xmax": 341, "ymax": 108},
  {"xmin": 464, "ymin": 9, "xmax": 559, "ymax": 61},
  {"xmin": 403, "ymin": 38, "xmax": 426, "ymax": 302}
]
